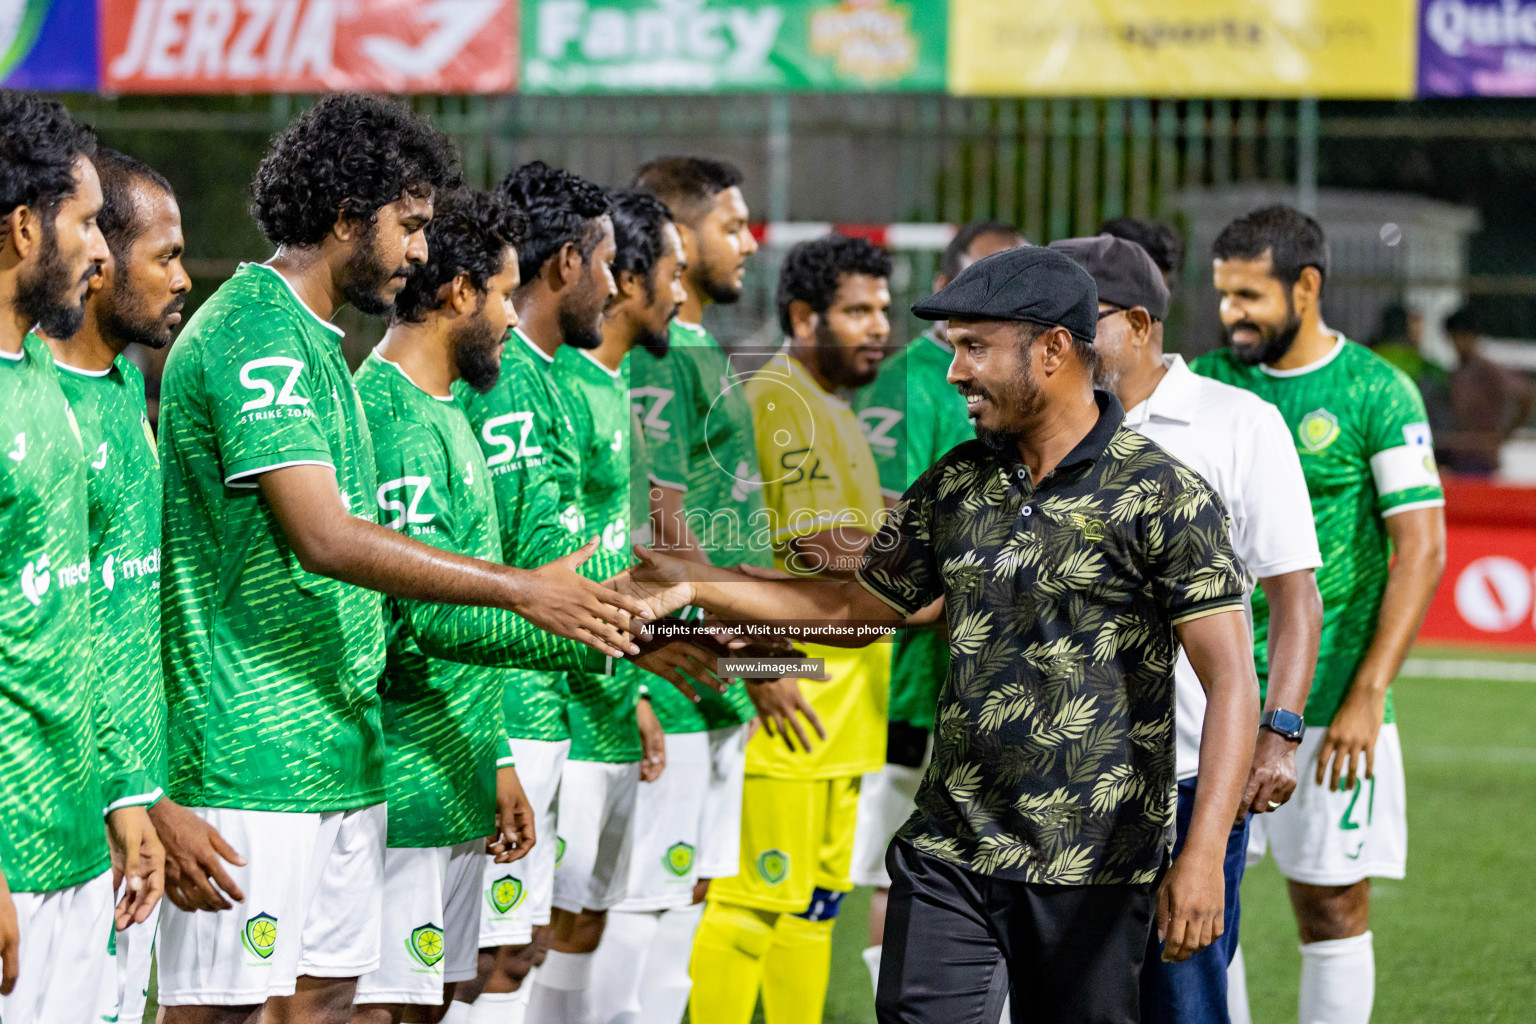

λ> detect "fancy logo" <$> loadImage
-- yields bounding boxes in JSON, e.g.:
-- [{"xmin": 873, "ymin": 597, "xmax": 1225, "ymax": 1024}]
[
  {"xmin": 755, "ymin": 848, "xmax": 789, "ymax": 885},
  {"xmin": 238, "ymin": 357, "xmax": 309, "ymax": 414},
  {"xmin": 242, "ymin": 912, "xmax": 278, "ymax": 961},
  {"xmin": 1297, "ymin": 408, "xmax": 1341, "ymax": 453}
]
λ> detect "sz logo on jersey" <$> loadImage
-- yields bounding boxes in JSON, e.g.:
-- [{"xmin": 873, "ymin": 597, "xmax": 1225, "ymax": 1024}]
[
  {"xmin": 377, "ymin": 477, "xmax": 435, "ymax": 532},
  {"xmin": 481, "ymin": 411, "xmax": 542, "ymax": 469},
  {"xmin": 239, "ymin": 357, "xmax": 311, "ymax": 417}
]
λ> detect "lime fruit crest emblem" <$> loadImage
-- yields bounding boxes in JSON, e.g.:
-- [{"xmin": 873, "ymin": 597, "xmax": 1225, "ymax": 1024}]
[
  {"xmin": 663, "ymin": 841, "xmax": 695, "ymax": 878},
  {"xmin": 408, "ymin": 924, "xmax": 445, "ymax": 969},
  {"xmin": 555, "ymin": 835, "xmax": 566, "ymax": 868},
  {"xmin": 489, "ymin": 874, "xmax": 526, "ymax": 915},
  {"xmin": 242, "ymin": 912, "xmax": 278, "ymax": 960},
  {"xmin": 756, "ymin": 848, "xmax": 790, "ymax": 886},
  {"xmin": 1298, "ymin": 408, "xmax": 1341, "ymax": 453}
]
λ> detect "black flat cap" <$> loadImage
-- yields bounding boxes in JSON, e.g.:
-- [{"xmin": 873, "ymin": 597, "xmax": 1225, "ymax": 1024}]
[
  {"xmin": 1048, "ymin": 234, "xmax": 1170, "ymax": 321},
  {"xmin": 911, "ymin": 245, "xmax": 1099, "ymax": 344}
]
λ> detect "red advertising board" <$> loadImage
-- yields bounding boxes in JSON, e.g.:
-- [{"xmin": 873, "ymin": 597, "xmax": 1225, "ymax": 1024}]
[
  {"xmin": 101, "ymin": 0, "xmax": 515, "ymax": 94},
  {"xmin": 1419, "ymin": 480, "xmax": 1536, "ymax": 649}
]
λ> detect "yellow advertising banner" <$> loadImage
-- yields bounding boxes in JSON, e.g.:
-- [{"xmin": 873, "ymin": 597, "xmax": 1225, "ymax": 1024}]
[{"xmin": 949, "ymin": 0, "xmax": 1417, "ymax": 98}]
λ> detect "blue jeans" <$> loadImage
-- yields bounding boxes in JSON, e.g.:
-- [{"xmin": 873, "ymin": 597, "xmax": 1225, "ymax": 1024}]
[{"xmin": 1139, "ymin": 779, "xmax": 1250, "ymax": 1024}]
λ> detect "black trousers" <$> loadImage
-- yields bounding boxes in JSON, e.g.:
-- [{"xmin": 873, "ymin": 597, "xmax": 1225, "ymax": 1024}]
[{"xmin": 876, "ymin": 839, "xmax": 1158, "ymax": 1024}]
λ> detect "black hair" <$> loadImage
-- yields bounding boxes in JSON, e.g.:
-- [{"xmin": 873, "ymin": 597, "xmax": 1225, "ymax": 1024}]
[
  {"xmin": 632, "ymin": 156, "xmax": 744, "ymax": 225},
  {"xmin": 0, "ymin": 90, "xmax": 96, "ymax": 220},
  {"xmin": 495, "ymin": 160, "xmax": 612, "ymax": 285},
  {"xmin": 940, "ymin": 220, "xmax": 1027, "ymax": 281},
  {"xmin": 1212, "ymin": 204, "xmax": 1329, "ymax": 294},
  {"xmin": 93, "ymin": 148, "xmax": 174, "ymax": 267},
  {"xmin": 251, "ymin": 94, "xmax": 459, "ymax": 248},
  {"xmin": 776, "ymin": 234, "xmax": 893, "ymax": 336},
  {"xmin": 1445, "ymin": 306, "xmax": 1480, "ymax": 336},
  {"xmin": 392, "ymin": 188, "xmax": 527, "ymax": 325},
  {"xmin": 609, "ymin": 189, "xmax": 675, "ymax": 289},
  {"xmin": 1099, "ymin": 216, "xmax": 1183, "ymax": 275}
]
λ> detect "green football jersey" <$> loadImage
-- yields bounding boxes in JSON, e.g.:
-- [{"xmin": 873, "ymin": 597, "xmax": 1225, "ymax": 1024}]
[
  {"xmin": 1192, "ymin": 336, "xmax": 1444, "ymax": 726},
  {"xmin": 630, "ymin": 321, "xmax": 764, "ymax": 731},
  {"xmin": 0, "ymin": 334, "xmax": 155, "ymax": 892},
  {"xmin": 357, "ymin": 353, "xmax": 601, "ymax": 847},
  {"xmin": 555, "ymin": 346, "xmax": 640, "ymax": 763},
  {"xmin": 54, "ymin": 355, "xmax": 167, "ymax": 787},
  {"xmin": 460, "ymin": 328, "xmax": 594, "ymax": 743},
  {"xmin": 853, "ymin": 331, "xmax": 972, "ymax": 732},
  {"xmin": 159, "ymin": 263, "xmax": 387, "ymax": 812}
]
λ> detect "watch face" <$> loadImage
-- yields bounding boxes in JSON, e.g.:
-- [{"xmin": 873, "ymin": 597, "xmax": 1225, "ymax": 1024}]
[{"xmin": 1265, "ymin": 710, "xmax": 1305, "ymax": 739}]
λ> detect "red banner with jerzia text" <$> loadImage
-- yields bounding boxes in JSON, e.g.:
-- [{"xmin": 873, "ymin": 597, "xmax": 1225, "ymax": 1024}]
[
  {"xmin": 102, "ymin": 0, "xmax": 516, "ymax": 95},
  {"xmin": 1419, "ymin": 479, "xmax": 1536, "ymax": 649}
]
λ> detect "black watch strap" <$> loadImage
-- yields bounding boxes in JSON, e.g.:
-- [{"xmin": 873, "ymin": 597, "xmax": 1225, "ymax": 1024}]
[{"xmin": 1260, "ymin": 709, "xmax": 1306, "ymax": 742}]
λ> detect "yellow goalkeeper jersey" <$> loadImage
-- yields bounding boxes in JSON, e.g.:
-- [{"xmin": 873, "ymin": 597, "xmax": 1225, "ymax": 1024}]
[{"xmin": 745, "ymin": 350, "xmax": 889, "ymax": 781}]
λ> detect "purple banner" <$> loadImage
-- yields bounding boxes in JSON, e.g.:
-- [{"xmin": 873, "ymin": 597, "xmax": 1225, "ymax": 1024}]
[{"xmin": 1419, "ymin": 0, "xmax": 1536, "ymax": 96}]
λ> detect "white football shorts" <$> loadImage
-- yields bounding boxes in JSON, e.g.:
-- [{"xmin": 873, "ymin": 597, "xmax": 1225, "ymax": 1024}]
[
  {"xmin": 0, "ymin": 869, "xmax": 113, "ymax": 1024},
  {"xmin": 479, "ymin": 738, "xmax": 570, "ymax": 947},
  {"xmin": 615, "ymin": 730, "xmax": 710, "ymax": 911},
  {"xmin": 354, "ymin": 839, "xmax": 483, "ymax": 1005},
  {"xmin": 157, "ymin": 803, "xmax": 386, "ymax": 1006},
  {"xmin": 552, "ymin": 759, "xmax": 640, "ymax": 914},
  {"xmin": 696, "ymin": 723, "xmax": 749, "ymax": 880},
  {"xmin": 1247, "ymin": 722, "xmax": 1407, "ymax": 886}
]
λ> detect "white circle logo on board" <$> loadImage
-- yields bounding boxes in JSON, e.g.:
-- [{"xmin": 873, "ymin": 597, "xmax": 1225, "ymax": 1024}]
[{"xmin": 1453, "ymin": 556, "xmax": 1534, "ymax": 633}]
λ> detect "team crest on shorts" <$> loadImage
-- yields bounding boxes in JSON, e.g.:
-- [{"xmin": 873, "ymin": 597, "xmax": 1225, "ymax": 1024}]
[
  {"xmin": 663, "ymin": 841, "xmax": 695, "ymax": 878},
  {"xmin": 555, "ymin": 835, "xmax": 566, "ymax": 868},
  {"xmin": 407, "ymin": 924, "xmax": 445, "ymax": 969},
  {"xmin": 756, "ymin": 848, "xmax": 790, "ymax": 886},
  {"xmin": 242, "ymin": 912, "xmax": 278, "ymax": 961},
  {"xmin": 488, "ymin": 874, "xmax": 527, "ymax": 915},
  {"xmin": 1298, "ymin": 409, "xmax": 1341, "ymax": 453}
]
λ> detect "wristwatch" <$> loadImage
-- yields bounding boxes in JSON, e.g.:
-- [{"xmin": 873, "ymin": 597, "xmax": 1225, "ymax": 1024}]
[{"xmin": 1260, "ymin": 709, "xmax": 1306, "ymax": 743}]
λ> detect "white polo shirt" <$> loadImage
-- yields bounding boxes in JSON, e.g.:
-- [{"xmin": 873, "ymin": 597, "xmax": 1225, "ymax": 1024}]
[{"xmin": 1124, "ymin": 355, "xmax": 1323, "ymax": 780}]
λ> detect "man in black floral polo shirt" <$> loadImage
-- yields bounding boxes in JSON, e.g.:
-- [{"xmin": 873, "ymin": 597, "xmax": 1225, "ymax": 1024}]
[{"xmin": 623, "ymin": 246, "xmax": 1261, "ymax": 1024}]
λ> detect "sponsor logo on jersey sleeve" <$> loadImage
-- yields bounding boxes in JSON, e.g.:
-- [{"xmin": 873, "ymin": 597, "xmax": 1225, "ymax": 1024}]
[
  {"xmin": 238, "ymin": 357, "xmax": 311, "ymax": 416},
  {"xmin": 1403, "ymin": 422, "xmax": 1433, "ymax": 448},
  {"xmin": 377, "ymin": 476, "xmax": 435, "ymax": 531},
  {"xmin": 1298, "ymin": 408, "xmax": 1341, "ymax": 453},
  {"xmin": 20, "ymin": 555, "xmax": 49, "ymax": 607}
]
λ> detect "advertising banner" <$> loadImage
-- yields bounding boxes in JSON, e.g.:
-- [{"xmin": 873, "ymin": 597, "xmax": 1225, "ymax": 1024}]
[
  {"xmin": 101, "ymin": 0, "xmax": 516, "ymax": 94},
  {"xmin": 949, "ymin": 0, "xmax": 1417, "ymax": 98},
  {"xmin": 1417, "ymin": 481, "xmax": 1536, "ymax": 649},
  {"xmin": 1418, "ymin": 0, "xmax": 1536, "ymax": 96},
  {"xmin": 1, "ymin": 0, "xmax": 98, "ymax": 91},
  {"xmin": 521, "ymin": 0, "xmax": 945, "ymax": 93}
]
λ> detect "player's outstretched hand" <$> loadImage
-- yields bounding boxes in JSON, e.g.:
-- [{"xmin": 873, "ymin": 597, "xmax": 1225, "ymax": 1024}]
[
  {"xmin": 489, "ymin": 767, "xmax": 536, "ymax": 865},
  {"xmin": 746, "ymin": 678, "xmax": 827, "ymax": 754},
  {"xmin": 518, "ymin": 539, "xmax": 650, "ymax": 659},
  {"xmin": 149, "ymin": 797, "xmax": 247, "ymax": 912},
  {"xmin": 609, "ymin": 544, "xmax": 698, "ymax": 619},
  {"xmin": 1242, "ymin": 729, "xmax": 1302, "ymax": 819},
  {"xmin": 1157, "ymin": 849, "xmax": 1225, "ymax": 963},
  {"xmin": 637, "ymin": 699, "xmax": 667, "ymax": 783},
  {"xmin": 106, "ymin": 805, "xmax": 165, "ymax": 929},
  {"xmin": 0, "ymin": 867, "xmax": 18, "ymax": 995},
  {"xmin": 635, "ymin": 639, "xmax": 727, "ymax": 702},
  {"xmin": 1316, "ymin": 686, "xmax": 1387, "ymax": 793}
]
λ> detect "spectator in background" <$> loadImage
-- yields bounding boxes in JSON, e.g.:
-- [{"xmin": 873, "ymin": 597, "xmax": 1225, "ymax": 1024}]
[
  {"xmin": 1100, "ymin": 216, "xmax": 1183, "ymax": 285},
  {"xmin": 1441, "ymin": 306, "xmax": 1533, "ymax": 476},
  {"xmin": 1370, "ymin": 301, "xmax": 1452, "ymax": 442}
]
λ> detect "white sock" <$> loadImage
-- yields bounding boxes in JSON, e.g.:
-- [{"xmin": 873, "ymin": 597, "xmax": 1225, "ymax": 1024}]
[
  {"xmin": 468, "ymin": 989, "xmax": 529, "ymax": 1024},
  {"xmin": 637, "ymin": 902, "xmax": 704, "ymax": 1024},
  {"xmin": 1227, "ymin": 943, "xmax": 1253, "ymax": 1024},
  {"xmin": 1299, "ymin": 932, "xmax": 1375, "ymax": 1024},
  {"xmin": 862, "ymin": 945, "xmax": 882, "ymax": 994},
  {"xmin": 590, "ymin": 909, "xmax": 659, "ymax": 1024},
  {"xmin": 528, "ymin": 950, "xmax": 596, "ymax": 1024}
]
